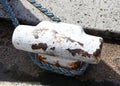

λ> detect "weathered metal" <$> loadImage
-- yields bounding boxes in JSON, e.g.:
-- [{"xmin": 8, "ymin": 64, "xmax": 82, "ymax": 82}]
[
  {"xmin": 12, "ymin": 21, "xmax": 103, "ymax": 64},
  {"xmin": 36, "ymin": 53, "xmax": 83, "ymax": 69}
]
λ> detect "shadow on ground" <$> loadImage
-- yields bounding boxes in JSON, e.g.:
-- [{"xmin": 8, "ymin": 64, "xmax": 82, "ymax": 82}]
[
  {"xmin": 0, "ymin": 60, "xmax": 120, "ymax": 86},
  {"xmin": 0, "ymin": 20, "xmax": 120, "ymax": 86}
]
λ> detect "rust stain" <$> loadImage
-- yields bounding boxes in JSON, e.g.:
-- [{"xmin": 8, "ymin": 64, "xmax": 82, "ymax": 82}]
[
  {"xmin": 93, "ymin": 49, "xmax": 101, "ymax": 63},
  {"xmin": 67, "ymin": 48, "xmax": 90, "ymax": 57},
  {"xmin": 66, "ymin": 37, "xmax": 84, "ymax": 46},
  {"xmin": 93, "ymin": 39, "xmax": 103, "ymax": 58},
  {"xmin": 93, "ymin": 39, "xmax": 103, "ymax": 63},
  {"xmin": 77, "ymin": 42, "xmax": 84, "ymax": 46},
  {"xmin": 99, "ymin": 38, "xmax": 103, "ymax": 49},
  {"xmin": 82, "ymin": 51, "xmax": 91, "ymax": 57},
  {"xmin": 93, "ymin": 49, "xmax": 101, "ymax": 58},
  {"xmin": 69, "ymin": 61, "xmax": 82, "ymax": 69},
  {"xmin": 54, "ymin": 60, "xmax": 60, "ymax": 67},
  {"xmin": 36, "ymin": 54, "xmax": 47, "ymax": 62},
  {"xmin": 31, "ymin": 43, "xmax": 47, "ymax": 51},
  {"xmin": 50, "ymin": 47, "xmax": 55, "ymax": 50}
]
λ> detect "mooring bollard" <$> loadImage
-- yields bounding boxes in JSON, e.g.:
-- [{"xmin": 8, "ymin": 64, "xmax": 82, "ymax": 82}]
[
  {"xmin": 12, "ymin": 21, "xmax": 103, "ymax": 65},
  {"xmin": 2, "ymin": 0, "xmax": 103, "ymax": 76}
]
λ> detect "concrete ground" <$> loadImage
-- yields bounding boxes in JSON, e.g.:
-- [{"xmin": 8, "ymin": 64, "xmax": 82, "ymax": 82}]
[
  {"xmin": 0, "ymin": 0, "xmax": 120, "ymax": 40},
  {"xmin": 0, "ymin": 18, "xmax": 120, "ymax": 86}
]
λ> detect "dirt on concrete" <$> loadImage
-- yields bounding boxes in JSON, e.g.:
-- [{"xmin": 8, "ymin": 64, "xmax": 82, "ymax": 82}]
[{"xmin": 0, "ymin": 19, "xmax": 120, "ymax": 86}]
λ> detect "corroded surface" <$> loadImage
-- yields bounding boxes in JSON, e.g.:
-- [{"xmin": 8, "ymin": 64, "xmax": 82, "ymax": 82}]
[
  {"xmin": 0, "ymin": 20, "xmax": 120, "ymax": 85},
  {"xmin": 36, "ymin": 54, "xmax": 47, "ymax": 62},
  {"xmin": 31, "ymin": 43, "xmax": 48, "ymax": 51},
  {"xmin": 67, "ymin": 48, "xmax": 90, "ymax": 57},
  {"xmin": 69, "ymin": 61, "xmax": 82, "ymax": 69},
  {"xmin": 12, "ymin": 21, "xmax": 103, "ymax": 64}
]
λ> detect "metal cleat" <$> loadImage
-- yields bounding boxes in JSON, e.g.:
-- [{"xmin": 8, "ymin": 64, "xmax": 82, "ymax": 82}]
[{"xmin": 12, "ymin": 21, "xmax": 103, "ymax": 64}]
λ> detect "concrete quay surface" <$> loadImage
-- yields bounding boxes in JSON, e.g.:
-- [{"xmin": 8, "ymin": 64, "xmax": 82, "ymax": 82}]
[{"xmin": 0, "ymin": 0, "xmax": 120, "ymax": 40}]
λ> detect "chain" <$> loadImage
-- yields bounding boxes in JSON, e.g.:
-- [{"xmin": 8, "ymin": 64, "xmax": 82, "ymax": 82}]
[{"xmin": 27, "ymin": 0, "xmax": 61, "ymax": 22}]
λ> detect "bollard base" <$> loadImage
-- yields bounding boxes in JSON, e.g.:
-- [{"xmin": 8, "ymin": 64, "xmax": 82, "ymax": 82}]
[{"xmin": 29, "ymin": 53, "xmax": 89, "ymax": 77}]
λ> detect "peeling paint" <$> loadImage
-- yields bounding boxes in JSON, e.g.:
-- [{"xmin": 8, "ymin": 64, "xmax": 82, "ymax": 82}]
[
  {"xmin": 36, "ymin": 54, "xmax": 47, "ymax": 62},
  {"xmin": 77, "ymin": 42, "xmax": 84, "ymax": 46},
  {"xmin": 31, "ymin": 43, "xmax": 47, "ymax": 51},
  {"xmin": 50, "ymin": 47, "xmax": 55, "ymax": 50},
  {"xmin": 12, "ymin": 21, "xmax": 103, "ymax": 64},
  {"xmin": 54, "ymin": 61, "xmax": 60, "ymax": 67},
  {"xmin": 93, "ymin": 49, "xmax": 101, "ymax": 58},
  {"xmin": 63, "ymin": 37, "xmax": 83, "ymax": 46},
  {"xmin": 92, "ymin": 38, "xmax": 103, "ymax": 63},
  {"xmin": 69, "ymin": 61, "xmax": 82, "ymax": 69},
  {"xmin": 67, "ymin": 48, "xmax": 90, "ymax": 57}
]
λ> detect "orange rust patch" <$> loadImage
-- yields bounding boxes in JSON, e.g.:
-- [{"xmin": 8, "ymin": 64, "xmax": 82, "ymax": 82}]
[
  {"xmin": 93, "ymin": 39, "xmax": 103, "ymax": 63},
  {"xmin": 93, "ymin": 39, "xmax": 103, "ymax": 58},
  {"xmin": 93, "ymin": 49, "xmax": 101, "ymax": 58},
  {"xmin": 31, "ymin": 43, "xmax": 47, "ymax": 51},
  {"xmin": 54, "ymin": 60, "xmax": 60, "ymax": 67},
  {"xmin": 36, "ymin": 54, "xmax": 47, "ymax": 62},
  {"xmin": 67, "ymin": 48, "xmax": 90, "ymax": 57},
  {"xmin": 93, "ymin": 49, "xmax": 101, "ymax": 63},
  {"xmin": 69, "ymin": 61, "xmax": 82, "ymax": 69}
]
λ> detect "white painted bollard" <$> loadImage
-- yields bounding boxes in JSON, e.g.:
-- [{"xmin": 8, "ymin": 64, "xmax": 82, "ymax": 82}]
[{"xmin": 12, "ymin": 21, "xmax": 103, "ymax": 66}]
